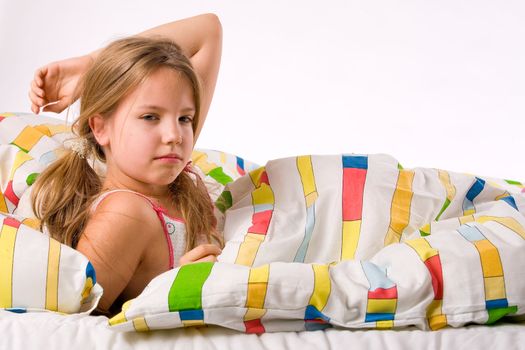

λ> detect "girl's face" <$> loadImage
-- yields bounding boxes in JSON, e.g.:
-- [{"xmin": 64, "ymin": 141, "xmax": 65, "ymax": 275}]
[{"xmin": 94, "ymin": 67, "xmax": 196, "ymax": 194}]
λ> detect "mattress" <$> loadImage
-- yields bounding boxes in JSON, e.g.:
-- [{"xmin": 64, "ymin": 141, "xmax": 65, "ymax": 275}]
[{"xmin": 1, "ymin": 311, "xmax": 523, "ymax": 349}]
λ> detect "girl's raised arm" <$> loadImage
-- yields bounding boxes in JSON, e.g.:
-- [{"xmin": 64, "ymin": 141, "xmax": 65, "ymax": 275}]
[{"xmin": 29, "ymin": 13, "xmax": 222, "ymax": 142}]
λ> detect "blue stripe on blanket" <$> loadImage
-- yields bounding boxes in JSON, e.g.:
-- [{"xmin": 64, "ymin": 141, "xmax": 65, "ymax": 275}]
[
  {"xmin": 179, "ymin": 309, "xmax": 204, "ymax": 321},
  {"xmin": 486, "ymin": 298, "xmax": 508, "ymax": 310},
  {"xmin": 365, "ymin": 313, "xmax": 395, "ymax": 322},
  {"xmin": 342, "ymin": 155, "xmax": 368, "ymax": 169},
  {"xmin": 500, "ymin": 196, "xmax": 518, "ymax": 210}
]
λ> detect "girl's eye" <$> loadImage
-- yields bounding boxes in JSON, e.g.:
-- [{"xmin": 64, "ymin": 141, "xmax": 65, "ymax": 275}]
[
  {"xmin": 180, "ymin": 115, "xmax": 194, "ymax": 124},
  {"xmin": 141, "ymin": 114, "xmax": 159, "ymax": 121}
]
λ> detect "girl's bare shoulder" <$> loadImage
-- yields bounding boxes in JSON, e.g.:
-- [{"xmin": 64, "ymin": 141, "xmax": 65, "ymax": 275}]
[
  {"xmin": 81, "ymin": 191, "xmax": 163, "ymax": 251},
  {"xmin": 76, "ymin": 191, "xmax": 165, "ymax": 311}
]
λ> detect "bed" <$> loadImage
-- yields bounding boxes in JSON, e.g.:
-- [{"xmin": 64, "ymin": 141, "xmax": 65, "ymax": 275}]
[
  {"xmin": 1, "ymin": 112, "xmax": 524, "ymax": 349},
  {"xmin": 1, "ymin": 310, "xmax": 524, "ymax": 349}
]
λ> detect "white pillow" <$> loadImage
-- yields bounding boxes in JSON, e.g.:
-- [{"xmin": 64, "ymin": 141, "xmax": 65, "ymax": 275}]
[{"xmin": 0, "ymin": 212, "xmax": 102, "ymax": 314}]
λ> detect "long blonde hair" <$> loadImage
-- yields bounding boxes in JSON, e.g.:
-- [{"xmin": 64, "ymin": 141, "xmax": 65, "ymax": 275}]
[{"xmin": 31, "ymin": 36, "xmax": 221, "ymax": 249}]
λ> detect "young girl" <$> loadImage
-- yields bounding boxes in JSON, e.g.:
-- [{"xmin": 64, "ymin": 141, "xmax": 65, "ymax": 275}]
[{"xmin": 28, "ymin": 14, "xmax": 223, "ymax": 315}]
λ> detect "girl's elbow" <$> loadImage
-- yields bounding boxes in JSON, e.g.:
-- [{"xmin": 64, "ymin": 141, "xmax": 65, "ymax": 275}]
[
  {"xmin": 203, "ymin": 13, "xmax": 221, "ymax": 25},
  {"xmin": 202, "ymin": 13, "xmax": 223, "ymax": 37}
]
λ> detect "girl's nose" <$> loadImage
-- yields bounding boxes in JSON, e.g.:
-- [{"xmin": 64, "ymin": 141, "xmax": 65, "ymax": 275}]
[{"xmin": 162, "ymin": 123, "xmax": 183, "ymax": 145}]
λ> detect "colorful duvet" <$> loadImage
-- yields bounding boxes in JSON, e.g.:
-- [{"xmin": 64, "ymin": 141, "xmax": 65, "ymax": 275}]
[
  {"xmin": 0, "ymin": 112, "xmax": 524, "ymax": 333},
  {"xmin": 109, "ymin": 154, "xmax": 525, "ymax": 333}
]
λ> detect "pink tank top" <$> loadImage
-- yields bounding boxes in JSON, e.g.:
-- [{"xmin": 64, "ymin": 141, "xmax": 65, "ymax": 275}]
[{"xmin": 90, "ymin": 189, "xmax": 187, "ymax": 269}]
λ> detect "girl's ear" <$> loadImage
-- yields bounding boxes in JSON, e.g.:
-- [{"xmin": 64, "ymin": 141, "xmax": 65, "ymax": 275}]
[{"xmin": 88, "ymin": 114, "xmax": 110, "ymax": 146}]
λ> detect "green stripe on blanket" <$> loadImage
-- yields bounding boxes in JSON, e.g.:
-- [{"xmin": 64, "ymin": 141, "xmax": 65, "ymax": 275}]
[{"xmin": 168, "ymin": 262, "xmax": 214, "ymax": 311}]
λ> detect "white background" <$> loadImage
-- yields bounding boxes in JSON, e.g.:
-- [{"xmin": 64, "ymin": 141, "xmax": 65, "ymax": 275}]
[{"xmin": 0, "ymin": 0, "xmax": 524, "ymax": 180}]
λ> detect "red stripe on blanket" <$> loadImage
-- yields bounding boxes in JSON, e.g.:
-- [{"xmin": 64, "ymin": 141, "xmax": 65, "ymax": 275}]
[
  {"xmin": 245, "ymin": 319, "xmax": 265, "ymax": 334},
  {"xmin": 368, "ymin": 286, "xmax": 398, "ymax": 299},
  {"xmin": 248, "ymin": 210, "xmax": 272, "ymax": 235},
  {"xmin": 3, "ymin": 217, "xmax": 21, "ymax": 228},
  {"xmin": 342, "ymin": 168, "xmax": 366, "ymax": 221},
  {"xmin": 425, "ymin": 255, "xmax": 444, "ymax": 300},
  {"xmin": 237, "ymin": 165, "xmax": 246, "ymax": 176},
  {"xmin": 4, "ymin": 180, "xmax": 20, "ymax": 207},
  {"xmin": 259, "ymin": 171, "xmax": 269, "ymax": 185}
]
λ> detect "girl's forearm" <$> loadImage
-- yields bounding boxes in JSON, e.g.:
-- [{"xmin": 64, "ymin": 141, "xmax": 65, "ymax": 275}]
[
  {"xmin": 137, "ymin": 13, "xmax": 222, "ymax": 59},
  {"xmin": 87, "ymin": 13, "xmax": 221, "ymax": 62}
]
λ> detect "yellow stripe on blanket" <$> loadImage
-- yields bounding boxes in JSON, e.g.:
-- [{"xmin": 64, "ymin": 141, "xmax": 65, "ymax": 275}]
[
  {"xmin": 367, "ymin": 299, "xmax": 397, "ymax": 314},
  {"xmin": 108, "ymin": 299, "xmax": 133, "ymax": 326},
  {"xmin": 460, "ymin": 216, "xmax": 525, "ymax": 239},
  {"xmin": 385, "ymin": 170, "xmax": 415, "ymax": 245},
  {"xmin": 9, "ymin": 150, "xmax": 33, "ymax": 179},
  {"xmin": 484, "ymin": 276, "xmax": 506, "ymax": 301},
  {"xmin": 182, "ymin": 319, "xmax": 205, "ymax": 327},
  {"xmin": 244, "ymin": 307, "xmax": 266, "ymax": 321},
  {"xmin": 34, "ymin": 124, "xmax": 70, "ymax": 136},
  {"xmin": 477, "ymin": 216, "xmax": 525, "ymax": 240},
  {"xmin": 45, "ymin": 238, "xmax": 61, "ymax": 311},
  {"xmin": 48, "ymin": 123, "xmax": 70, "ymax": 135},
  {"xmin": 21, "ymin": 217, "xmax": 40, "ymax": 230},
  {"xmin": 132, "ymin": 317, "xmax": 150, "ymax": 332},
  {"xmin": 405, "ymin": 238, "xmax": 438, "ymax": 261},
  {"xmin": 427, "ymin": 300, "xmax": 444, "ymax": 318},
  {"xmin": 438, "ymin": 170, "xmax": 456, "ymax": 200},
  {"xmin": 0, "ymin": 224, "xmax": 17, "ymax": 307},
  {"xmin": 252, "ymin": 184, "xmax": 273, "ymax": 206},
  {"xmin": 309, "ymin": 264, "xmax": 330, "ymax": 311},
  {"xmin": 342, "ymin": 220, "xmax": 360, "ymax": 260},
  {"xmin": 474, "ymin": 239, "xmax": 503, "ymax": 278},
  {"xmin": 0, "ymin": 193, "xmax": 8, "ymax": 213},
  {"xmin": 235, "ymin": 233, "xmax": 265, "ymax": 266},
  {"xmin": 297, "ymin": 156, "xmax": 318, "ymax": 207},
  {"xmin": 459, "ymin": 215, "xmax": 475, "ymax": 225},
  {"xmin": 33, "ymin": 125, "xmax": 52, "ymax": 137},
  {"xmin": 12, "ymin": 126, "xmax": 44, "ymax": 152},
  {"xmin": 376, "ymin": 320, "xmax": 394, "ymax": 329},
  {"xmin": 429, "ymin": 314, "xmax": 448, "ymax": 331},
  {"xmin": 246, "ymin": 265, "xmax": 269, "ymax": 309},
  {"xmin": 249, "ymin": 167, "xmax": 267, "ymax": 186},
  {"xmin": 191, "ymin": 150, "xmax": 215, "ymax": 174}
]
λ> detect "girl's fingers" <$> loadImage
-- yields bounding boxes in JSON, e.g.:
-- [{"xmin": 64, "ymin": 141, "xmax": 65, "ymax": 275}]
[
  {"xmin": 28, "ymin": 90, "xmax": 45, "ymax": 108},
  {"xmin": 201, "ymin": 244, "xmax": 222, "ymax": 256},
  {"xmin": 194, "ymin": 255, "xmax": 218, "ymax": 263},
  {"xmin": 34, "ymin": 66, "xmax": 47, "ymax": 87},
  {"xmin": 189, "ymin": 244, "xmax": 222, "ymax": 259},
  {"xmin": 30, "ymin": 102, "xmax": 39, "ymax": 115},
  {"xmin": 179, "ymin": 244, "xmax": 222, "ymax": 266},
  {"xmin": 31, "ymin": 79, "xmax": 44, "ymax": 98},
  {"xmin": 30, "ymin": 67, "xmax": 48, "ymax": 113}
]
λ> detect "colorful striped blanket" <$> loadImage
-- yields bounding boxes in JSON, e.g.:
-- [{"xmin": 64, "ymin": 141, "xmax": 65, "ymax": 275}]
[
  {"xmin": 1, "ymin": 112, "xmax": 524, "ymax": 333},
  {"xmin": 109, "ymin": 154, "xmax": 525, "ymax": 332}
]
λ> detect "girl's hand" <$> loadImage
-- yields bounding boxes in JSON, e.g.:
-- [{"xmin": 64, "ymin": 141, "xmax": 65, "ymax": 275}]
[
  {"xmin": 179, "ymin": 244, "xmax": 222, "ymax": 266},
  {"xmin": 29, "ymin": 54, "xmax": 93, "ymax": 114}
]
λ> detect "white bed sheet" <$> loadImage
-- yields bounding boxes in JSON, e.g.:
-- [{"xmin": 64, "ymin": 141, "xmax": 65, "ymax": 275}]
[{"xmin": 1, "ymin": 311, "xmax": 524, "ymax": 349}]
